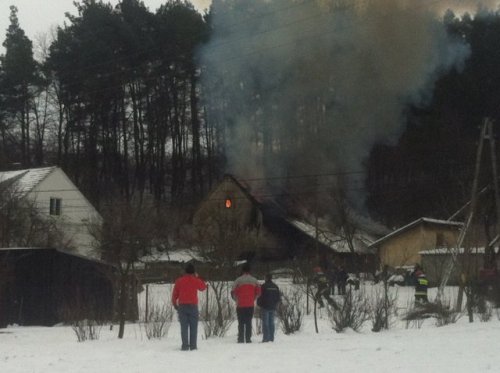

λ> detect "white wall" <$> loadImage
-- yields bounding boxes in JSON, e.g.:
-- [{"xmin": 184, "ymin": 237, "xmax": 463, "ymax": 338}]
[{"xmin": 28, "ymin": 168, "xmax": 101, "ymax": 257}]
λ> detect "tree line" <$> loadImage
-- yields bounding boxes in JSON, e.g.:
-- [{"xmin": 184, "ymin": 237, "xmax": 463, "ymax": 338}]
[
  {"xmin": 0, "ymin": 0, "xmax": 217, "ymax": 208},
  {"xmin": 1, "ymin": 1, "xmax": 500, "ymax": 226}
]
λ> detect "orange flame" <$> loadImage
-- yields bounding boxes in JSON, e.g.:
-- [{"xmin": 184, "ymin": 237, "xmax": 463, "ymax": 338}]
[{"xmin": 225, "ymin": 198, "xmax": 232, "ymax": 208}]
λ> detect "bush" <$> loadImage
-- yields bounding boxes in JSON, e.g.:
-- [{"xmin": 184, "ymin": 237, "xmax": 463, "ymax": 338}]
[
  {"xmin": 72, "ymin": 320, "xmax": 102, "ymax": 342},
  {"xmin": 403, "ymin": 301, "xmax": 461, "ymax": 326},
  {"xmin": 140, "ymin": 303, "xmax": 173, "ymax": 340},
  {"xmin": 200, "ymin": 282, "xmax": 235, "ymax": 338},
  {"xmin": 370, "ymin": 286, "xmax": 397, "ymax": 332},
  {"xmin": 277, "ymin": 288, "xmax": 304, "ymax": 335},
  {"xmin": 329, "ymin": 288, "xmax": 370, "ymax": 333}
]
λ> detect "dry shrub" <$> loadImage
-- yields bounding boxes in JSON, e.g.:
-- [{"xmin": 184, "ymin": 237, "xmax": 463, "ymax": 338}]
[
  {"xmin": 140, "ymin": 303, "xmax": 173, "ymax": 340},
  {"xmin": 476, "ymin": 299, "xmax": 493, "ymax": 322},
  {"xmin": 72, "ymin": 320, "xmax": 102, "ymax": 342},
  {"xmin": 277, "ymin": 288, "xmax": 304, "ymax": 335},
  {"xmin": 329, "ymin": 288, "xmax": 370, "ymax": 333},
  {"xmin": 60, "ymin": 302, "xmax": 104, "ymax": 342},
  {"xmin": 370, "ymin": 286, "xmax": 397, "ymax": 332},
  {"xmin": 403, "ymin": 301, "xmax": 461, "ymax": 327},
  {"xmin": 200, "ymin": 282, "xmax": 235, "ymax": 338}
]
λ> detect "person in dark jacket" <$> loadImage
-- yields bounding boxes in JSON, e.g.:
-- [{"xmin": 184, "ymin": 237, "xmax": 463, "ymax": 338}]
[
  {"xmin": 231, "ymin": 262, "xmax": 261, "ymax": 343},
  {"xmin": 171, "ymin": 263, "xmax": 207, "ymax": 351},
  {"xmin": 412, "ymin": 264, "xmax": 428, "ymax": 304},
  {"xmin": 313, "ymin": 266, "xmax": 335, "ymax": 308},
  {"xmin": 337, "ymin": 266, "xmax": 348, "ymax": 295},
  {"xmin": 258, "ymin": 273, "xmax": 281, "ymax": 342}
]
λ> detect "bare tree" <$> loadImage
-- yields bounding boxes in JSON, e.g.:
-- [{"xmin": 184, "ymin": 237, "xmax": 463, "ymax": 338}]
[
  {"xmin": 0, "ymin": 181, "xmax": 68, "ymax": 249},
  {"xmin": 89, "ymin": 198, "xmax": 169, "ymax": 339}
]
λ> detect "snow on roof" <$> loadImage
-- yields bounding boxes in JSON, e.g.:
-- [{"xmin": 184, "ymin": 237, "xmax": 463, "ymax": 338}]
[
  {"xmin": 289, "ymin": 219, "xmax": 376, "ymax": 254},
  {"xmin": 370, "ymin": 217, "xmax": 463, "ymax": 248},
  {"xmin": 420, "ymin": 247, "xmax": 499, "ymax": 255},
  {"xmin": 141, "ymin": 249, "xmax": 205, "ymax": 263},
  {"xmin": 0, "ymin": 167, "xmax": 55, "ymax": 196}
]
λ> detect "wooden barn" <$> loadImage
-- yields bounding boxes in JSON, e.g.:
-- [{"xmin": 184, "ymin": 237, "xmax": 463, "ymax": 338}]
[
  {"xmin": 0, "ymin": 247, "xmax": 114, "ymax": 327},
  {"xmin": 370, "ymin": 217, "xmax": 463, "ymax": 270},
  {"xmin": 192, "ymin": 174, "xmax": 386, "ymax": 272}
]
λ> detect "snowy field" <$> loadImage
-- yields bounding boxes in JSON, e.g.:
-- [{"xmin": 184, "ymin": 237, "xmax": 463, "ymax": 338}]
[{"xmin": 2, "ymin": 283, "xmax": 500, "ymax": 373}]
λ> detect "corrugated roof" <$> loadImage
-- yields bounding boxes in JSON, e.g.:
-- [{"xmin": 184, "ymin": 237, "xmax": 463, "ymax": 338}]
[{"xmin": 0, "ymin": 167, "xmax": 55, "ymax": 196}]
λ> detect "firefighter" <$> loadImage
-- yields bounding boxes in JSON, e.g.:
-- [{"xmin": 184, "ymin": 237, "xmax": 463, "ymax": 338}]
[
  {"xmin": 412, "ymin": 264, "xmax": 428, "ymax": 304},
  {"xmin": 313, "ymin": 266, "xmax": 336, "ymax": 308}
]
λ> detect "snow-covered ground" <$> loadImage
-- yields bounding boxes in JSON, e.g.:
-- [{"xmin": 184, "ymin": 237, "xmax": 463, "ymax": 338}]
[{"xmin": 1, "ymin": 283, "xmax": 500, "ymax": 373}]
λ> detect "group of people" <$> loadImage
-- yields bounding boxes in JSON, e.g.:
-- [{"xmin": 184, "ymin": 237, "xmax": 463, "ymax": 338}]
[
  {"xmin": 171, "ymin": 261, "xmax": 429, "ymax": 351},
  {"xmin": 171, "ymin": 262, "xmax": 281, "ymax": 351}
]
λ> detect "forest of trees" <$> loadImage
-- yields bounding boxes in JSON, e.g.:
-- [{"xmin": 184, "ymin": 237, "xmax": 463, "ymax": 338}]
[{"xmin": 1, "ymin": 0, "xmax": 500, "ymax": 228}]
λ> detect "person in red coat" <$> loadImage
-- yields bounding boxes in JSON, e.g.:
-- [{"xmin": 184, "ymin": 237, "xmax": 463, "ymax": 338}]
[
  {"xmin": 171, "ymin": 263, "xmax": 207, "ymax": 350},
  {"xmin": 231, "ymin": 262, "xmax": 261, "ymax": 343}
]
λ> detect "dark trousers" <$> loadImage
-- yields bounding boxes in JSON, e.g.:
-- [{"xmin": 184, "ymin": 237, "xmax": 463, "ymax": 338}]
[
  {"xmin": 178, "ymin": 304, "xmax": 199, "ymax": 350},
  {"xmin": 315, "ymin": 287, "xmax": 335, "ymax": 307},
  {"xmin": 236, "ymin": 307, "xmax": 254, "ymax": 343},
  {"xmin": 337, "ymin": 282, "xmax": 346, "ymax": 295},
  {"xmin": 261, "ymin": 309, "xmax": 276, "ymax": 342}
]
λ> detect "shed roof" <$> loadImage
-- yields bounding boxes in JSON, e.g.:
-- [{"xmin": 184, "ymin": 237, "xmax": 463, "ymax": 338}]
[
  {"xmin": 0, "ymin": 246, "xmax": 111, "ymax": 266},
  {"xmin": 369, "ymin": 217, "xmax": 463, "ymax": 248}
]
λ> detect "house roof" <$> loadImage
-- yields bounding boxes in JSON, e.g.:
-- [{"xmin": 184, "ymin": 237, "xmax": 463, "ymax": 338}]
[
  {"xmin": 289, "ymin": 219, "xmax": 377, "ymax": 254},
  {"xmin": 140, "ymin": 249, "xmax": 205, "ymax": 264},
  {"xmin": 369, "ymin": 217, "xmax": 464, "ymax": 248},
  {"xmin": 0, "ymin": 167, "xmax": 56, "ymax": 196}
]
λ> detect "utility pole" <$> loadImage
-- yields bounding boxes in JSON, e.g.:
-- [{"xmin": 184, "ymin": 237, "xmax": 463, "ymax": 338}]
[
  {"xmin": 437, "ymin": 119, "xmax": 488, "ymax": 304},
  {"xmin": 487, "ymin": 119, "xmax": 500, "ymax": 268}
]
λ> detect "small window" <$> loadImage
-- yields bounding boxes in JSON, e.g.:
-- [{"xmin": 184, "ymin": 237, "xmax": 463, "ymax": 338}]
[
  {"xmin": 225, "ymin": 198, "xmax": 233, "ymax": 209},
  {"xmin": 50, "ymin": 197, "xmax": 62, "ymax": 216}
]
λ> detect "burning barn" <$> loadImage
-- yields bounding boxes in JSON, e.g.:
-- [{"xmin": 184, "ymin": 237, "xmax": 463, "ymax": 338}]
[{"xmin": 192, "ymin": 174, "xmax": 387, "ymax": 272}]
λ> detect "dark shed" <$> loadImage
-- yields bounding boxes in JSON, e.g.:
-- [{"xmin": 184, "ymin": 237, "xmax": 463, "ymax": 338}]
[{"xmin": 0, "ymin": 248, "xmax": 114, "ymax": 327}]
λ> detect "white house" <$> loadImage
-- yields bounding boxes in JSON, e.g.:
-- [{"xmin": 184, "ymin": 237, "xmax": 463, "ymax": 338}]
[{"xmin": 0, "ymin": 166, "xmax": 101, "ymax": 258}]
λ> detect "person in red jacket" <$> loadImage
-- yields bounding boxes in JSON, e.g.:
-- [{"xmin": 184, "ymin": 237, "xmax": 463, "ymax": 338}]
[
  {"xmin": 171, "ymin": 263, "xmax": 207, "ymax": 351},
  {"xmin": 231, "ymin": 262, "xmax": 261, "ymax": 343}
]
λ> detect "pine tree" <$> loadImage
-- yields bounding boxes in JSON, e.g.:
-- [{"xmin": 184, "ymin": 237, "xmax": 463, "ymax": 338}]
[{"xmin": 0, "ymin": 6, "xmax": 40, "ymax": 166}]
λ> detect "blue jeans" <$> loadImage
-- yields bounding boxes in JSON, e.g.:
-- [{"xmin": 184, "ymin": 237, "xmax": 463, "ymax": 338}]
[
  {"xmin": 261, "ymin": 309, "xmax": 276, "ymax": 342},
  {"xmin": 178, "ymin": 304, "xmax": 199, "ymax": 350}
]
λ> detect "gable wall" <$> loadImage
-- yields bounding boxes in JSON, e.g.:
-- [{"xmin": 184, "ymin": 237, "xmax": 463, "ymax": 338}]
[
  {"xmin": 378, "ymin": 224, "xmax": 460, "ymax": 269},
  {"xmin": 193, "ymin": 177, "xmax": 284, "ymax": 256},
  {"xmin": 27, "ymin": 169, "xmax": 101, "ymax": 257}
]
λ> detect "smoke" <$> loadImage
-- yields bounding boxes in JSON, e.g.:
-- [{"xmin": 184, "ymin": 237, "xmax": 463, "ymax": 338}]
[{"xmin": 199, "ymin": 0, "xmax": 473, "ymax": 195}]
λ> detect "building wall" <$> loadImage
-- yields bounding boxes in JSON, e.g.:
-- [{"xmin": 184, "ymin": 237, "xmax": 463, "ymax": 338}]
[
  {"xmin": 378, "ymin": 224, "xmax": 460, "ymax": 269},
  {"xmin": 27, "ymin": 169, "xmax": 101, "ymax": 257}
]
